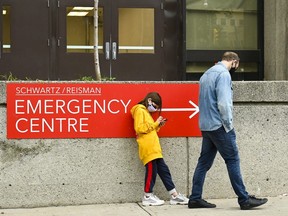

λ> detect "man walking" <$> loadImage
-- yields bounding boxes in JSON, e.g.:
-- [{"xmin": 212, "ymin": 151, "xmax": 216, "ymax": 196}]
[{"xmin": 188, "ymin": 52, "xmax": 268, "ymax": 210}]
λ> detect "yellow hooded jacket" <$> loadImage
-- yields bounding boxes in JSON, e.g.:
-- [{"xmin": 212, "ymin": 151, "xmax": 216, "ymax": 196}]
[{"xmin": 130, "ymin": 104, "xmax": 163, "ymax": 165}]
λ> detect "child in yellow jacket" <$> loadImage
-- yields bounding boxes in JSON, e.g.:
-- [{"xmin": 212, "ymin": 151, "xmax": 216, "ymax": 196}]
[{"xmin": 131, "ymin": 92, "xmax": 188, "ymax": 206}]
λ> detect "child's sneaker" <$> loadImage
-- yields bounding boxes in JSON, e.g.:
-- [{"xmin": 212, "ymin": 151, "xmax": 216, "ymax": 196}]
[
  {"xmin": 170, "ymin": 193, "xmax": 189, "ymax": 205},
  {"xmin": 142, "ymin": 194, "xmax": 165, "ymax": 206}
]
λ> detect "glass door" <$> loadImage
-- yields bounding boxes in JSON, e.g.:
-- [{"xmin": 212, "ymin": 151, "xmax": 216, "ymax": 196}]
[
  {"xmin": 58, "ymin": 0, "xmax": 164, "ymax": 81},
  {"xmin": 109, "ymin": 0, "xmax": 164, "ymax": 80},
  {"xmin": 58, "ymin": 0, "xmax": 110, "ymax": 80}
]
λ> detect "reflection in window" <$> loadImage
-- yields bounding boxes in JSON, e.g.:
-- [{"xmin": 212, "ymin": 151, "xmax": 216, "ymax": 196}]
[
  {"xmin": 186, "ymin": 0, "xmax": 258, "ymax": 50},
  {"xmin": 2, "ymin": 6, "xmax": 11, "ymax": 53},
  {"xmin": 119, "ymin": 8, "xmax": 154, "ymax": 54},
  {"xmin": 66, "ymin": 7, "xmax": 103, "ymax": 53}
]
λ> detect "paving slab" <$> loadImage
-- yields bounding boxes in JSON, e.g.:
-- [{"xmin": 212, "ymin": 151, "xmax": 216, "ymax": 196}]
[
  {"xmin": 0, "ymin": 196, "xmax": 287, "ymax": 216},
  {"xmin": 0, "ymin": 203, "xmax": 148, "ymax": 216},
  {"xmin": 144, "ymin": 196, "xmax": 287, "ymax": 216}
]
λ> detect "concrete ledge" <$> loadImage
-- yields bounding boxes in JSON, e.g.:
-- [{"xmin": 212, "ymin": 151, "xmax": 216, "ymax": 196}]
[
  {"xmin": 1, "ymin": 81, "xmax": 288, "ymax": 104},
  {"xmin": 233, "ymin": 81, "xmax": 288, "ymax": 102}
]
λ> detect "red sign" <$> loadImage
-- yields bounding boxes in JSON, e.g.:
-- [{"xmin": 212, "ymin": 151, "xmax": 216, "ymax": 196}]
[{"xmin": 7, "ymin": 83, "xmax": 200, "ymax": 138}]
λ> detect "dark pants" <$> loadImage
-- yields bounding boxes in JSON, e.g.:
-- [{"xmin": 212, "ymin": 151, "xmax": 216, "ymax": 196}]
[
  {"xmin": 190, "ymin": 126, "xmax": 249, "ymax": 204},
  {"xmin": 144, "ymin": 158, "xmax": 175, "ymax": 193}
]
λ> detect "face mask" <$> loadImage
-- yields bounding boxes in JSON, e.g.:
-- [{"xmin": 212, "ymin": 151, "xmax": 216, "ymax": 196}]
[
  {"xmin": 148, "ymin": 104, "xmax": 157, "ymax": 112},
  {"xmin": 229, "ymin": 61, "xmax": 238, "ymax": 75},
  {"xmin": 229, "ymin": 67, "xmax": 237, "ymax": 75}
]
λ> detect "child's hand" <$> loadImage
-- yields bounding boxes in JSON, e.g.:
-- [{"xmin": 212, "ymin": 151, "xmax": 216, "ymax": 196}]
[
  {"xmin": 156, "ymin": 116, "xmax": 164, "ymax": 124},
  {"xmin": 158, "ymin": 117, "xmax": 168, "ymax": 127}
]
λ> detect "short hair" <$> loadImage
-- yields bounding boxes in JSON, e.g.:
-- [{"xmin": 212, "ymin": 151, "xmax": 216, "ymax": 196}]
[{"xmin": 222, "ymin": 52, "xmax": 240, "ymax": 61}]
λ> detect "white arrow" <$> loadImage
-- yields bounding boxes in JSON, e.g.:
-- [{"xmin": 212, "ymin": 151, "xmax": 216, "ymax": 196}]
[{"xmin": 161, "ymin": 100, "xmax": 199, "ymax": 119}]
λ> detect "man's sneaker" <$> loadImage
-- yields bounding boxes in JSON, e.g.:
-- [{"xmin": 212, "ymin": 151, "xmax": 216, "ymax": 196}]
[
  {"xmin": 240, "ymin": 195, "xmax": 268, "ymax": 210},
  {"xmin": 188, "ymin": 199, "xmax": 216, "ymax": 208},
  {"xmin": 170, "ymin": 193, "xmax": 189, "ymax": 205},
  {"xmin": 142, "ymin": 194, "xmax": 165, "ymax": 206}
]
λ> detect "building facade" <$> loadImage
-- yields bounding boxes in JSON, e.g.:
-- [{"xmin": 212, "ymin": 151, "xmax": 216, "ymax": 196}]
[{"xmin": 0, "ymin": 0, "xmax": 287, "ymax": 81}]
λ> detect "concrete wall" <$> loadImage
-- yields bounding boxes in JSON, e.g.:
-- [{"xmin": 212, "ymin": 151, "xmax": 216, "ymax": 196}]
[{"xmin": 0, "ymin": 81, "xmax": 288, "ymax": 208}]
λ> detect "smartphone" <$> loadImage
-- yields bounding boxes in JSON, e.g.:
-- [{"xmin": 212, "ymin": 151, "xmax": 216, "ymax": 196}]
[{"xmin": 159, "ymin": 118, "xmax": 167, "ymax": 126}]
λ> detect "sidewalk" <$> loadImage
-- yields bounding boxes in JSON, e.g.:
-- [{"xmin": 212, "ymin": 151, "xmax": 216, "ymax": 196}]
[{"xmin": 1, "ymin": 195, "xmax": 287, "ymax": 216}]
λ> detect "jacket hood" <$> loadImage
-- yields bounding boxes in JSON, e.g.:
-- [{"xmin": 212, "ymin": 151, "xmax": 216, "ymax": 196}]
[{"xmin": 130, "ymin": 104, "xmax": 146, "ymax": 118}]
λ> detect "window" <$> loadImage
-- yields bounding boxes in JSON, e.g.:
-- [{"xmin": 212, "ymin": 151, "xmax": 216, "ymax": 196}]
[
  {"xmin": 2, "ymin": 6, "xmax": 11, "ymax": 53},
  {"xmin": 66, "ymin": 6, "xmax": 103, "ymax": 53},
  {"xmin": 118, "ymin": 8, "xmax": 154, "ymax": 54},
  {"xmin": 185, "ymin": 0, "xmax": 264, "ymax": 80}
]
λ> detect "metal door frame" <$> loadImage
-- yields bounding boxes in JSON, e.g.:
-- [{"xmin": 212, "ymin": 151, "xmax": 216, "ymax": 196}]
[
  {"xmin": 0, "ymin": 0, "xmax": 50, "ymax": 80},
  {"xmin": 109, "ymin": 0, "xmax": 164, "ymax": 80},
  {"xmin": 58, "ymin": 0, "xmax": 166, "ymax": 81}
]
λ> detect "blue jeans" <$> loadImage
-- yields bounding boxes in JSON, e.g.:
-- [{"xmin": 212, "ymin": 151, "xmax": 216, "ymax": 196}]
[{"xmin": 190, "ymin": 126, "xmax": 249, "ymax": 204}]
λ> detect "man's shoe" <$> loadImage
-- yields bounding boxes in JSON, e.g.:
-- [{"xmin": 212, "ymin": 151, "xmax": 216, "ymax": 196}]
[
  {"xmin": 240, "ymin": 195, "xmax": 268, "ymax": 210},
  {"xmin": 188, "ymin": 199, "xmax": 216, "ymax": 208}
]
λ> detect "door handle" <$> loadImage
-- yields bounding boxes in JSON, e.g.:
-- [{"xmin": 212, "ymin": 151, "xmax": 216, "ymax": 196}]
[
  {"xmin": 0, "ymin": 41, "xmax": 1, "ymax": 59},
  {"xmin": 105, "ymin": 42, "xmax": 110, "ymax": 60},
  {"xmin": 112, "ymin": 42, "xmax": 117, "ymax": 60}
]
